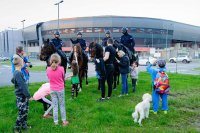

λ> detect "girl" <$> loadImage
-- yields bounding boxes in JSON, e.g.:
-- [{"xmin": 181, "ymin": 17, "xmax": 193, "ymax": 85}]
[
  {"xmin": 130, "ymin": 62, "xmax": 139, "ymax": 92},
  {"xmin": 66, "ymin": 60, "xmax": 80, "ymax": 99},
  {"xmin": 47, "ymin": 53, "xmax": 69, "ymax": 126}
]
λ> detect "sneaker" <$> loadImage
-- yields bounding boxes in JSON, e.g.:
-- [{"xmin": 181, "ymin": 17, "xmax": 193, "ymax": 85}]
[
  {"xmin": 13, "ymin": 127, "xmax": 21, "ymax": 133},
  {"xmin": 118, "ymin": 94, "xmax": 124, "ymax": 97},
  {"xmin": 163, "ymin": 111, "xmax": 168, "ymax": 114},
  {"xmin": 126, "ymin": 93, "xmax": 128, "ymax": 96},
  {"xmin": 54, "ymin": 122, "xmax": 59, "ymax": 126},
  {"xmin": 43, "ymin": 114, "xmax": 52, "ymax": 118},
  {"xmin": 106, "ymin": 97, "xmax": 110, "ymax": 100},
  {"xmin": 96, "ymin": 98, "xmax": 105, "ymax": 102},
  {"xmin": 153, "ymin": 111, "xmax": 157, "ymax": 115},
  {"xmin": 62, "ymin": 121, "xmax": 69, "ymax": 126}
]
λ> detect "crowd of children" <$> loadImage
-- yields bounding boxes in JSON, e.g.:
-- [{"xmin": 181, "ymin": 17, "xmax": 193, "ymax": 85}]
[{"xmin": 11, "ymin": 44, "xmax": 170, "ymax": 132}]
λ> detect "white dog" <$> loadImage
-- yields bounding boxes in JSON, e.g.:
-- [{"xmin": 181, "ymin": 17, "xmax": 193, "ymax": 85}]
[{"xmin": 132, "ymin": 93, "xmax": 152, "ymax": 126}]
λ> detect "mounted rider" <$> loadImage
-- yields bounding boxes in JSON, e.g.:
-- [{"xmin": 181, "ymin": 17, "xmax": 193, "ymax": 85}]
[{"xmin": 120, "ymin": 27, "xmax": 137, "ymax": 64}]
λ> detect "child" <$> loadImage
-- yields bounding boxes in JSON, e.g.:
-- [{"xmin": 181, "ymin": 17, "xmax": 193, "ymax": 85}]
[
  {"xmin": 11, "ymin": 55, "xmax": 31, "ymax": 133},
  {"xmin": 116, "ymin": 50, "xmax": 130, "ymax": 97},
  {"xmin": 66, "ymin": 60, "xmax": 80, "ymax": 99},
  {"xmin": 11, "ymin": 46, "xmax": 32, "ymax": 82},
  {"xmin": 146, "ymin": 59, "xmax": 170, "ymax": 114},
  {"xmin": 46, "ymin": 53, "xmax": 69, "ymax": 126},
  {"xmin": 129, "ymin": 61, "xmax": 139, "ymax": 92},
  {"xmin": 30, "ymin": 83, "xmax": 52, "ymax": 118}
]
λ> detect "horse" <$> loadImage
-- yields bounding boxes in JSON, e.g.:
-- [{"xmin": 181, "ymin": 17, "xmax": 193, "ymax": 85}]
[
  {"xmin": 39, "ymin": 39, "xmax": 68, "ymax": 73},
  {"xmin": 69, "ymin": 44, "xmax": 88, "ymax": 91},
  {"xmin": 88, "ymin": 42, "xmax": 105, "ymax": 90}
]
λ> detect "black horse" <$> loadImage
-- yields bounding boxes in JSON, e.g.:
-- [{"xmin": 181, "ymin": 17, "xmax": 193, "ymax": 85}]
[{"xmin": 40, "ymin": 39, "xmax": 68, "ymax": 73}]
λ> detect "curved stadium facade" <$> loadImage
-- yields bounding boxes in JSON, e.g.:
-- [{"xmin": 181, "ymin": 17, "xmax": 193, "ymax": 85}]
[{"xmin": 1, "ymin": 16, "xmax": 200, "ymax": 58}]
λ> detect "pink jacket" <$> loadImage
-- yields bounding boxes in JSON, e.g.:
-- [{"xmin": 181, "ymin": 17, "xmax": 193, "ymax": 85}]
[
  {"xmin": 33, "ymin": 83, "xmax": 51, "ymax": 100},
  {"xmin": 47, "ymin": 66, "xmax": 65, "ymax": 91}
]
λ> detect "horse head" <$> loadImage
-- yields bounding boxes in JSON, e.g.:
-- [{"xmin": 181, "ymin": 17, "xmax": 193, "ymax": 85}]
[
  {"xmin": 39, "ymin": 39, "xmax": 56, "ymax": 61},
  {"xmin": 89, "ymin": 42, "xmax": 103, "ymax": 61}
]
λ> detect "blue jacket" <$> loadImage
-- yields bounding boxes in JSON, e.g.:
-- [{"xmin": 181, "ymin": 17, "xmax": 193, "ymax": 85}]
[
  {"xmin": 120, "ymin": 33, "xmax": 135, "ymax": 52},
  {"xmin": 146, "ymin": 64, "xmax": 166, "ymax": 83},
  {"xmin": 51, "ymin": 38, "xmax": 63, "ymax": 50},
  {"xmin": 119, "ymin": 56, "xmax": 130, "ymax": 74},
  {"xmin": 11, "ymin": 55, "xmax": 30, "ymax": 81},
  {"xmin": 70, "ymin": 38, "xmax": 86, "ymax": 50}
]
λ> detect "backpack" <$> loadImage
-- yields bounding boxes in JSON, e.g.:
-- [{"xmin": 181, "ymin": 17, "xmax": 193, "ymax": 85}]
[{"xmin": 154, "ymin": 71, "xmax": 170, "ymax": 94}]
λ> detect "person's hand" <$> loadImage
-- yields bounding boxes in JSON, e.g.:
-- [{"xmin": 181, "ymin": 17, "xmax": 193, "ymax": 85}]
[
  {"xmin": 96, "ymin": 59, "xmax": 100, "ymax": 63},
  {"xmin": 29, "ymin": 97, "xmax": 34, "ymax": 101}
]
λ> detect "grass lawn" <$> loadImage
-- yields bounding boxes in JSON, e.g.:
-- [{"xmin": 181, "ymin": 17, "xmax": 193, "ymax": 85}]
[
  {"xmin": 194, "ymin": 67, "xmax": 200, "ymax": 71},
  {"xmin": 0, "ymin": 60, "xmax": 11, "ymax": 65},
  {"xmin": 29, "ymin": 66, "xmax": 46, "ymax": 72},
  {"xmin": 0, "ymin": 72, "xmax": 200, "ymax": 133}
]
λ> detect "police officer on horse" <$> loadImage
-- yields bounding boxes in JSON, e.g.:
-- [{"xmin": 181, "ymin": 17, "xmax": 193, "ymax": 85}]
[
  {"xmin": 51, "ymin": 31, "xmax": 63, "ymax": 50},
  {"xmin": 102, "ymin": 30, "xmax": 111, "ymax": 47},
  {"xmin": 120, "ymin": 27, "xmax": 136, "ymax": 64},
  {"xmin": 70, "ymin": 32, "xmax": 88, "ymax": 68}
]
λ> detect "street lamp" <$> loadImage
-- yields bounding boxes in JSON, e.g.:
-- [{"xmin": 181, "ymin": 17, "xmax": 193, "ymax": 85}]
[
  {"xmin": 21, "ymin": 19, "xmax": 26, "ymax": 52},
  {"xmin": 165, "ymin": 24, "xmax": 173, "ymax": 59},
  {"xmin": 54, "ymin": 0, "xmax": 64, "ymax": 32},
  {"xmin": 8, "ymin": 27, "xmax": 17, "ymax": 54}
]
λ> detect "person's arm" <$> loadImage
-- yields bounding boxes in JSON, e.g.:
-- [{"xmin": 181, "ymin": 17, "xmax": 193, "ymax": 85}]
[
  {"xmin": 103, "ymin": 52, "xmax": 110, "ymax": 61},
  {"xmin": 82, "ymin": 40, "xmax": 87, "ymax": 50},
  {"xmin": 70, "ymin": 39, "xmax": 78, "ymax": 44},
  {"xmin": 16, "ymin": 72, "xmax": 31, "ymax": 99},
  {"xmin": 146, "ymin": 63, "xmax": 157, "ymax": 75}
]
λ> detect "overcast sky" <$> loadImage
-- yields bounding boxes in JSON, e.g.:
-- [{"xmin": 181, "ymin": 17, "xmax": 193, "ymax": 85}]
[{"xmin": 0, "ymin": 0, "xmax": 200, "ymax": 31}]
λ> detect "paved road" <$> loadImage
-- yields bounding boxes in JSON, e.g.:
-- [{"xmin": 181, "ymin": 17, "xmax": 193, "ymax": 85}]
[{"xmin": 0, "ymin": 60, "xmax": 200, "ymax": 87}]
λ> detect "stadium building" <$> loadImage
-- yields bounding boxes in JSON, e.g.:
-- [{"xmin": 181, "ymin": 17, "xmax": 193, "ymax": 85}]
[{"xmin": 1, "ymin": 16, "xmax": 200, "ymax": 58}]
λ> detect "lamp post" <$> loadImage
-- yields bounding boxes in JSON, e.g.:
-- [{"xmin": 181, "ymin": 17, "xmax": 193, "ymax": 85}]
[
  {"xmin": 8, "ymin": 27, "xmax": 17, "ymax": 54},
  {"xmin": 21, "ymin": 19, "xmax": 26, "ymax": 52},
  {"xmin": 54, "ymin": 0, "xmax": 64, "ymax": 32}
]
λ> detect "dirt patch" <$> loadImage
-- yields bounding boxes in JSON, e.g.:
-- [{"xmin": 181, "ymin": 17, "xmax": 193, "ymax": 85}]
[{"xmin": 168, "ymin": 92, "xmax": 186, "ymax": 97}]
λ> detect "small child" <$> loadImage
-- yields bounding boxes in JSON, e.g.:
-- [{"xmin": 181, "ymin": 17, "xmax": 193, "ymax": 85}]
[
  {"xmin": 30, "ymin": 83, "xmax": 52, "ymax": 118},
  {"xmin": 47, "ymin": 53, "xmax": 69, "ymax": 126},
  {"xmin": 129, "ymin": 62, "xmax": 139, "ymax": 92},
  {"xmin": 116, "ymin": 50, "xmax": 130, "ymax": 97},
  {"xmin": 66, "ymin": 60, "xmax": 80, "ymax": 99},
  {"xmin": 11, "ymin": 55, "xmax": 31, "ymax": 133},
  {"xmin": 146, "ymin": 59, "xmax": 170, "ymax": 114}
]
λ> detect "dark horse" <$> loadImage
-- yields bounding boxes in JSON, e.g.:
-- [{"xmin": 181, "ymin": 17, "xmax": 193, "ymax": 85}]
[
  {"xmin": 88, "ymin": 42, "xmax": 105, "ymax": 90},
  {"xmin": 39, "ymin": 39, "xmax": 68, "ymax": 73},
  {"xmin": 69, "ymin": 44, "xmax": 88, "ymax": 91}
]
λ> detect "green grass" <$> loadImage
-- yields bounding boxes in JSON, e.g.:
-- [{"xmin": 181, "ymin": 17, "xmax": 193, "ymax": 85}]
[
  {"xmin": 29, "ymin": 66, "xmax": 46, "ymax": 72},
  {"xmin": 0, "ymin": 60, "xmax": 11, "ymax": 65},
  {"xmin": 194, "ymin": 67, "xmax": 200, "ymax": 71},
  {"xmin": 0, "ymin": 72, "xmax": 200, "ymax": 133}
]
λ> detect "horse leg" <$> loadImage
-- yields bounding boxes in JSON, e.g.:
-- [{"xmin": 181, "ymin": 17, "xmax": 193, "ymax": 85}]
[{"xmin": 85, "ymin": 70, "xmax": 88, "ymax": 85}]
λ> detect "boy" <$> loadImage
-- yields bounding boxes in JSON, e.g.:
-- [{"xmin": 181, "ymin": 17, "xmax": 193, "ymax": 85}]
[
  {"xmin": 12, "ymin": 55, "xmax": 31, "ymax": 132},
  {"xmin": 146, "ymin": 59, "xmax": 170, "ymax": 114}
]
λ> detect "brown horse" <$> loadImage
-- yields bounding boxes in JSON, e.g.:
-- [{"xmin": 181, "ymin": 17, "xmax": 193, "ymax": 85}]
[{"xmin": 69, "ymin": 44, "xmax": 88, "ymax": 91}]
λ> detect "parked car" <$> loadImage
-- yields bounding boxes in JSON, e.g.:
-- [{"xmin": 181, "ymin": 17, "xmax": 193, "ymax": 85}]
[
  {"xmin": 169, "ymin": 55, "xmax": 192, "ymax": 63},
  {"xmin": 0, "ymin": 56, "xmax": 9, "ymax": 61},
  {"xmin": 138, "ymin": 56, "xmax": 157, "ymax": 66}
]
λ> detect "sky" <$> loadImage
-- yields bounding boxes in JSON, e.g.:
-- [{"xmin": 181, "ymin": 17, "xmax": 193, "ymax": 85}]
[{"xmin": 0, "ymin": 0, "xmax": 200, "ymax": 31}]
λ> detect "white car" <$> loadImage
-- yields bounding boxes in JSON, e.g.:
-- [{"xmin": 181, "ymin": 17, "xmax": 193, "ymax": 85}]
[
  {"xmin": 169, "ymin": 55, "xmax": 192, "ymax": 63},
  {"xmin": 0, "ymin": 56, "xmax": 9, "ymax": 61},
  {"xmin": 138, "ymin": 56, "xmax": 157, "ymax": 66}
]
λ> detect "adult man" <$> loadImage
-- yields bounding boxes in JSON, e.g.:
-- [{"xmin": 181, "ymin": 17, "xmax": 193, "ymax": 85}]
[
  {"xmin": 70, "ymin": 32, "xmax": 86, "ymax": 51},
  {"xmin": 101, "ymin": 30, "xmax": 111, "ymax": 47},
  {"xmin": 97, "ymin": 38, "xmax": 116, "ymax": 102},
  {"xmin": 120, "ymin": 27, "xmax": 136, "ymax": 63},
  {"xmin": 51, "ymin": 31, "xmax": 63, "ymax": 50},
  {"xmin": 70, "ymin": 32, "xmax": 88, "ymax": 68},
  {"xmin": 11, "ymin": 46, "xmax": 32, "ymax": 82}
]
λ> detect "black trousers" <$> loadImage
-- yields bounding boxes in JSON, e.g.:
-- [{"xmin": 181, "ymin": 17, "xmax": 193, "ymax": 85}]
[
  {"xmin": 105, "ymin": 64, "xmax": 114, "ymax": 97},
  {"xmin": 100, "ymin": 78, "xmax": 106, "ymax": 98},
  {"xmin": 132, "ymin": 79, "xmax": 137, "ymax": 92},
  {"xmin": 37, "ymin": 99, "xmax": 50, "ymax": 111},
  {"xmin": 72, "ymin": 84, "xmax": 79, "ymax": 98}
]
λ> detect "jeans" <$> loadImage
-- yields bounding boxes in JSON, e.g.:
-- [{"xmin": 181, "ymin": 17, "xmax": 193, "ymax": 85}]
[
  {"xmin": 152, "ymin": 90, "xmax": 168, "ymax": 112},
  {"xmin": 121, "ymin": 73, "xmax": 128, "ymax": 94},
  {"xmin": 132, "ymin": 79, "xmax": 137, "ymax": 92}
]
